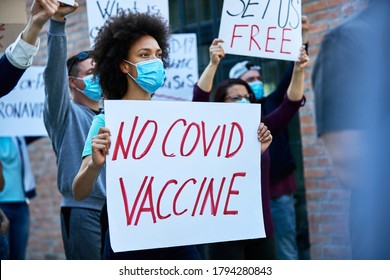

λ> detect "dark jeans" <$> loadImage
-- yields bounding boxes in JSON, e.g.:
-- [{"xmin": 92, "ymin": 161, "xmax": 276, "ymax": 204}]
[
  {"xmin": 0, "ymin": 202, "xmax": 29, "ymax": 260},
  {"xmin": 60, "ymin": 207, "xmax": 102, "ymax": 260}
]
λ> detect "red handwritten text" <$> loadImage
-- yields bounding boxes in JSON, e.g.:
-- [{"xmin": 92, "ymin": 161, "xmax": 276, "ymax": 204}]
[
  {"xmin": 119, "ymin": 172, "xmax": 246, "ymax": 226},
  {"xmin": 112, "ymin": 116, "xmax": 244, "ymax": 160}
]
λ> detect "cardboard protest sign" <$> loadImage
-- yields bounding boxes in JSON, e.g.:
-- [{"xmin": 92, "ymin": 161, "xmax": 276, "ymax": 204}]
[
  {"xmin": 153, "ymin": 34, "xmax": 198, "ymax": 102},
  {"xmin": 0, "ymin": 0, "xmax": 27, "ymax": 52},
  {"xmin": 86, "ymin": 0, "xmax": 169, "ymax": 47},
  {"xmin": 0, "ymin": 66, "xmax": 47, "ymax": 137},
  {"xmin": 104, "ymin": 100, "xmax": 264, "ymax": 252},
  {"xmin": 218, "ymin": 0, "xmax": 302, "ymax": 61}
]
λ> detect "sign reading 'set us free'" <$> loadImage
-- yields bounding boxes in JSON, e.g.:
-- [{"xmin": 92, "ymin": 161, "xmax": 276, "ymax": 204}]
[{"xmin": 218, "ymin": 0, "xmax": 302, "ymax": 61}]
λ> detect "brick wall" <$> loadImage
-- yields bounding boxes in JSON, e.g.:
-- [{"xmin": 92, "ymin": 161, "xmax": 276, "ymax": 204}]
[{"xmin": 23, "ymin": 0, "xmax": 368, "ymax": 259}]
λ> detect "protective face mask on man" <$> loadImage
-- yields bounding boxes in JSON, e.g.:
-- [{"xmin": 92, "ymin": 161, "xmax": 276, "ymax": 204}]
[
  {"xmin": 249, "ymin": 80, "xmax": 265, "ymax": 100},
  {"xmin": 75, "ymin": 74, "xmax": 103, "ymax": 102},
  {"xmin": 123, "ymin": 58, "xmax": 166, "ymax": 94}
]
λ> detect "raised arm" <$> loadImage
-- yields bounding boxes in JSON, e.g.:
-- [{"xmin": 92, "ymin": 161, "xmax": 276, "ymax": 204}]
[
  {"xmin": 286, "ymin": 46, "xmax": 309, "ymax": 101},
  {"xmin": 21, "ymin": 0, "xmax": 60, "ymax": 46},
  {"xmin": 193, "ymin": 38, "xmax": 225, "ymax": 101},
  {"xmin": 43, "ymin": 3, "xmax": 78, "ymax": 130},
  {"xmin": 198, "ymin": 38, "xmax": 225, "ymax": 92},
  {"xmin": 0, "ymin": 0, "xmax": 59, "ymax": 98},
  {"xmin": 262, "ymin": 15, "xmax": 310, "ymax": 110}
]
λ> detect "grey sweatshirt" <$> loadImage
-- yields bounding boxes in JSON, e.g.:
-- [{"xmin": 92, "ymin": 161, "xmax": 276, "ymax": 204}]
[{"xmin": 43, "ymin": 19, "xmax": 106, "ymax": 210}]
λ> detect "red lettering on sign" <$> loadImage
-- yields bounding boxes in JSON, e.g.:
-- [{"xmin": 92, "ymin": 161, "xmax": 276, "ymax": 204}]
[
  {"xmin": 249, "ymin": 25, "xmax": 261, "ymax": 51},
  {"xmin": 173, "ymin": 178, "xmax": 196, "ymax": 216},
  {"xmin": 119, "ymin": 172, "xmax": 247, "ymax": 226},
  {"xmin": 231, "ymin": 24, "xmax": 249, "ymax": 48},
  {"xmin": 162, "ymin": 118, "xmax": 186, "ymax": 157},
  {"xmin": 230, "ymin": 24, "xmax": 295, "ymax": 56},
  {"xmin": 113, "ymin": 117, "xmax": 244, "ymax": 160},
  {"xmin": 224, "ymin": 172, "xmax": 246, "ymax": 215},
  {"xmin": 265, "ymin": 26, "xmax": 276, "ymax": 53},
  {"xmin": 280, "ymin": 28, "xmax": 292, "ymax": 54},
  {"xmin": 199, "ymin": 177, "xmax": 226, "ymax": 216},
  {"xmin": 112, "ymin": 117, "xmax": 139, "ymax": 160},
  {"xmin": 201, "ymin": 121, "xmax": 221, "ymax": 157},
  {"xmin": 156, "ymin": 179, "xmax": 176, "ymax": 220},
  {"xmin": 180, "ymin": 122, "xmax": 200, "ymax": 156},
  {"xmin": 225, "ymin": 122, "xmax": 244, "ymax": 158},
  {"xmin": 120, "ymin": 176, "xmax": 148, "ymax": 226}
]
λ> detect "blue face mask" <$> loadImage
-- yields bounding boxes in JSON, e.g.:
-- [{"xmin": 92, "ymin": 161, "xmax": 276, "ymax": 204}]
[
  {"xmin": 124, "ymin": 59, "xmax": 165, "ymax": 94},
  {"xmin": 234, "ymin": 98, "xmax": 251, "ymax": 104},
  {"xmin": 76, "ymin": 74, "xmax": 102, "ymax": 102},
  {"xmin": 249, "ymin": 80, "xmax": 265, "ymax": 100}
]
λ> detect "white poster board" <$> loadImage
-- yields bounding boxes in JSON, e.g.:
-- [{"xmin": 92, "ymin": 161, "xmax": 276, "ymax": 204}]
[
  {"xmin": 86, "ymin": 0, "xmax": 169, "ymax": 47},
  {"xmin": 105, "ymin": 100, "xmax": 264, "ymax": 252},
  {"xmin": 218, "ymin": 0, "xmax": 302, "ymax": 61},
  {"xmin": 0, "ymin": 66, "xmax": 47, "ymax": 137},
  {"xmin": 153, "ymin": 34, "xmax": 198, "ymax": 102}
]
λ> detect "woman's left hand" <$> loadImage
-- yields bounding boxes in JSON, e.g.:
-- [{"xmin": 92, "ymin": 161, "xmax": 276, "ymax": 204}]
[{"xmin": 258, "ymin": 122, "xmax": 273, "ymax": 154}]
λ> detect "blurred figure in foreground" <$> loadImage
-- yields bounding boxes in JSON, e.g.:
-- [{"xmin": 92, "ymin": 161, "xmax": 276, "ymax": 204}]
[{"xmin": 312, "ymin": 0, "xmax": 390, "ymax": 259}]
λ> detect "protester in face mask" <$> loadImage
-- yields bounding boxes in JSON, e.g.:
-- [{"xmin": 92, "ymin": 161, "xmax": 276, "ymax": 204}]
[
  {"xmin": 43, "ymin": 2, "xmax": 105, "ymax": 260},
  {"xmin": 227, "ymin": 16, "xmax": 311, "ymax": 260},
  {"xmin": 192, "ymin": 40, "xmax": 309, "ymax": 260},
  {"xmin": 70, "ymin": 11, "xmax": 190, "ymax": 260}
]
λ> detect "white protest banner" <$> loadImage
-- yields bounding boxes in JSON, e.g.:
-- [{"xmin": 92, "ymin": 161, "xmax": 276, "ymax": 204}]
[
  {"xmin": 218, "ymin": 0, "xmax": 302, "ymax": 61},
  {"xmin": 0, "ymin": 0, "xmax": 27, "ymax": 52},
  {"xmin": 105, "ymin": 100, "xmax": 264, "ymax": 252},
  {"xmin": 0, "ymin": 66, "xmax": 47, "ymax": 137},
  {"xmin": 86, "ymin": 0, "xmax": 169, "ymax": 47},
  {"xmin": 153, "ymin": 34, "xmax": 198, "ymax": 102}
]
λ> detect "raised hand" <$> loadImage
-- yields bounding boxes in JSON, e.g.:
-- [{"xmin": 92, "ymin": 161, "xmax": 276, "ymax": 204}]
[
  {"xmin": 31, "ymin": 0, "xmax": 60, "ymax": 26},
  {"xmin": 52, "ymin": 0, "xmax": 79, "ymax": 21},
  {"xmin": 257, "ymin": 122, "xmax": 272, "ymax": 154},
  {"xmin": 91, "ymin": 127, "xmax": 111, "ymax": 168},
  {"xmin": 296, "ymin": 45, "xmax": 310, "ymax": 70},
  {"xmin": 209, "ymin": 38, "xmax": 225, "ymax": 66}
]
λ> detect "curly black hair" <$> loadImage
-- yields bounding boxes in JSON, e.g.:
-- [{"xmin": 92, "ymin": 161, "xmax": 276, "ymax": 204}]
[
  {"xmin": 91, "ymin": 12, "xmax": 171, "ymax": 100},
  {"xmin": 214, "ymin": 78, "xmax": 255, "ymax": 103}
]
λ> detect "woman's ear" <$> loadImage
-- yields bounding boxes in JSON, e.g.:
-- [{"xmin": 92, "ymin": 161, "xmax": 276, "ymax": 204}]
[{"xmin": 120, "ymin": 60, "xmax": 130, "ymax": 74}]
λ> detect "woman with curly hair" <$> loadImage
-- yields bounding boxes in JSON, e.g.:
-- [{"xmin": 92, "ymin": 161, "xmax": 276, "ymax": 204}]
[{"xmin": 72, "ymin": 11, "xmax": 201, "ymax": 260}]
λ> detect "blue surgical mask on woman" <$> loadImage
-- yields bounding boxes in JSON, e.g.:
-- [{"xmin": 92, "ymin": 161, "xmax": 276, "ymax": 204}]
[
  {"xmin": 249, "ymin": 80, "xmax": 265, "ymax": 100},
  {"xmin": 234, "ymin": 98, "xmax": 251, "ymax": 104},
  {"xmin": 75, "ymin": 74, "xmax": 102, "ymax": 102},
  {"xmin": 123, "ymin": 58, "xmax": 166, "ymax": 94}
]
